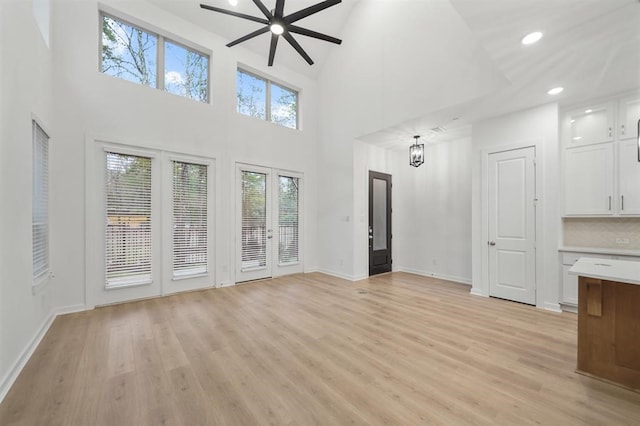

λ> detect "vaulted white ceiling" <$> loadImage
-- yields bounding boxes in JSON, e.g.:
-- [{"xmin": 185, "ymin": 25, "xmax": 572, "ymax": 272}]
[
  {"xmin": 149, "ymin": 0, "xmax": 357, "ymax": 77},
  {"xmin": 149, "ymin": 0, "xmax": 640, "ymax": 149}
]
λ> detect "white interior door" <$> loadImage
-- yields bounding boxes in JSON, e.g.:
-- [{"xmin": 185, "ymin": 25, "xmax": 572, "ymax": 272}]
[
  {"xmin": 488, "ymin": 146, "xmax": 536, "ymax": 305},
  {"xmin": 236, "ymin": 164, "xmax": 303, "ymax": 283}
]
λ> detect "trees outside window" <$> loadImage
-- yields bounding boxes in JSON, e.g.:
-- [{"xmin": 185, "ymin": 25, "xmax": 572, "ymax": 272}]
[
  {"xmin": 101, "ymin": 13, "xmax": 209, "ymax": 103},
  {"xmin": 237, "ymin": 69, "xmax": 298, "ymax": 129}
]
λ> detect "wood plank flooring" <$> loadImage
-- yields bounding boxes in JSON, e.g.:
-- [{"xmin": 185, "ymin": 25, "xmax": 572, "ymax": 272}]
[{"xmin": 1, "ymin": 272, "xmax": 639, "ymax": 425}]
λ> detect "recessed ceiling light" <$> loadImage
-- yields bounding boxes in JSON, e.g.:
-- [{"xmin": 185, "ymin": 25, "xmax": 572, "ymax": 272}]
[
  {"xmin": 522, "ymin": 31, "xmax": 543, "ymax": 45},
  {"xmin": 573, "ymin": 136, "xmax": 583, "ymax": 140},
  {"xmin": 585, "ymin": 109, "xmax": 593, "ymax": 114},
  {"xmin": 228, "ymin": 0, "xmax": 238, "ymax": 6},
  {"xmin": 547, "ymin": 87, "xmax": 563, "ymax": 95}
]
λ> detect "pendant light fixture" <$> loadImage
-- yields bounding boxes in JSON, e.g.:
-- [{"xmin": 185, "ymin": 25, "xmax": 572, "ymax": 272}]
[{"xmin": 409, "ymin": 135, "xmax": 424, "ymax": 167}]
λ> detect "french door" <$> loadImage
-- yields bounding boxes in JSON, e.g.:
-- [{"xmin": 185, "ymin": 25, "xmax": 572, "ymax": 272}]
[
  {"xmin": 236, "ymin": 164, "xmax": 303, "ymax": 283},
  {"xmin": 86, "ymin": 142, "xmax": 215, "ymax": 308}
]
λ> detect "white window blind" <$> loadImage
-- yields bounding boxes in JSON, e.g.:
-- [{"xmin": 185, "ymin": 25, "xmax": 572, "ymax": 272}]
[
  {"xmin": 105, "ymin": 152, "xmax": 152, "ymax": 287},
  {"xmin": 173, "ymin": 161, "xmax": 208, "ymax": 277},
  {"xmin": 32, "ymin": 121, "xmax": 49, "ymax": 281},
  {"xmin": 278, "ymin": 176, "xmax": 299, "ymax": 264},
  {"xmin": 241, "ymin": 171, "xmax": 267, "ymax": 271}
]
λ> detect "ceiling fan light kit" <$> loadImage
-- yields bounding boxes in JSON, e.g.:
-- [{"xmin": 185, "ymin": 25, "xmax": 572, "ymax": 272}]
[{"xmin": 200, "ymin": 0, "xmax": 343, "ymax": 66}]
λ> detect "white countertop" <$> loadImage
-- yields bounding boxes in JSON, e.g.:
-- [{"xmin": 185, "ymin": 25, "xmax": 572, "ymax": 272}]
[
  {"xmin": 569, "ymin": 257, "xmax": 640, "ymax": 285},
  {"xmin": 558, "ymin": 246, "xmax": 640, "ymax": 257}
]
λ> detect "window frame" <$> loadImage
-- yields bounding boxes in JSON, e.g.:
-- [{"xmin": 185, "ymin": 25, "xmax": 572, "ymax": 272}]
[
  {"xmin": 236, "ymin": 67, "xmax": 300, "ymax": 130},
  {"xmin": 32, "ymin": 117, "xmax": 50, "ymax": 289},
  {"xmin": 99, "ymin": 8, "xmax": 211, "ymax": 103}
]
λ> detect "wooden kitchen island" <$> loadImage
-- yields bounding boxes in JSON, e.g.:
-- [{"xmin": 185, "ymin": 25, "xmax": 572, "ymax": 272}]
[{"xmin": 570, "ymin": 257, "xmax": 640, "ymax": 391}]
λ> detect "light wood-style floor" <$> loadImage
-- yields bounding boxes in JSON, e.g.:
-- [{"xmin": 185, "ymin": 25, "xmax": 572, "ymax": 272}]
[{"xmin": 1, "ymin": 272, "xmax": 639, "ymax": 425}]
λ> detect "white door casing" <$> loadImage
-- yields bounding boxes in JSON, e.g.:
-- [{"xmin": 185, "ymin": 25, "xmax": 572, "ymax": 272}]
[{"xmin": 488, "ymin": 146, "xmax": 536, "ymax": 305}]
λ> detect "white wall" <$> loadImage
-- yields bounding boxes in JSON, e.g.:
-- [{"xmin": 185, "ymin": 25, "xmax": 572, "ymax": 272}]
[
  {"xmin": 1, "ymin": 0, "xmax": 55, "ymax": 399},
  {"xmin": 317, "ymin": 0, "xmax": 505, "ymax": 278},
  {"xmin": 50, "ymin": 0, "xmax": 319, "ymax": 310},
  {"xmin": 352, "ymin": 141, "xmax": 397, "ymax": 280},
  {"xmin": 471, "ymin": 103, "xmax": 561, "ymax": 311},
  {"xmin": 394, "ymin": 137, "xmax": 473, "ymax": 284}
]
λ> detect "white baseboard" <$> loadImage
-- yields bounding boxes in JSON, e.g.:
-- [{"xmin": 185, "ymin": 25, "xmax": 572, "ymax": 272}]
[
  {"xmin": 543, "ymin": 302, "xmax": 562, "ymax": 313},
  {"xmin": 395, "ymin": 267, "xmax": 472, "ymax": 286},
  {"xmin": 316, "ymin": 268, "xmax": 357, "ymax": 281},
  {"xmin": 0, "ymin": 310, "xmax": 56, "ymax": 403},
  {"xmin": 470, "ymin": 287, "xmax": 488, "ymax": 297},
  {"xmin": 0, "ymin": 304, "xmax": 89, "ymax": 404},
  {"xmin": 57, "ymin": 304, "xmax": 87, "ymax": 315}
]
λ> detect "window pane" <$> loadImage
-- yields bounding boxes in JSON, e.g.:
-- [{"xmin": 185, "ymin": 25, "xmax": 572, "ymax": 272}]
[
  {"xmin": 237, "ymin": 70, "xmax": 266, "ymax": 119},
  {"xmin": 372, "ymin": 178, "xmax": 387, "ymax": 251},
  {"xmin": 241, "ymin": 171, "xmax": 267, "ymax": 270},
  {"xmin": 32, "ymin": 121, "xmax": 49, "ymax": 280},
  {"xmin": 101, "ymin": 15, "xmax": 157, "ymax": 87},
  {"xmin": 165, "ymin": 40, "xmax": 209, "ymax": 102},
  {"xmin": 173, "ymin": 161, "xmax": 208, "ymax": 277},
  {"xmin": 105, "ymin": 152, "xmax": 152, "ymax": 287},
  {"xmin": 271, "ymin": 83, "xmax": 298, "ymax": 129},
  {"xmin": 278, "ymin": 176, "xmax": 299, "ymax": 264}
]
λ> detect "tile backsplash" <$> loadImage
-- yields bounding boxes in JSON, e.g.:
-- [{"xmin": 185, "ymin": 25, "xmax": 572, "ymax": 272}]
[{"xmin": 563, "ymin": 218, "xmax": 640, "ymax": 250}]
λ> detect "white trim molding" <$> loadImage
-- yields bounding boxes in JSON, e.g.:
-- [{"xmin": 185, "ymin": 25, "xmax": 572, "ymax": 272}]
[{"xmin": 0, "ymin": 304, "xmax": 87, "ymax": 404}]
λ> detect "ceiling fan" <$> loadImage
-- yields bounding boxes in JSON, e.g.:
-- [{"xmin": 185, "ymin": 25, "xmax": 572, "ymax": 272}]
[{"xmin": 200, "ymin": 0, "xmax": 342, "ymax": 66}]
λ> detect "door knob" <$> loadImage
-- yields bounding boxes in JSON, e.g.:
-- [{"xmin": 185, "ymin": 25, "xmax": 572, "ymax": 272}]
[{"xmin": 489, "ymin": 241, "xmax": 496, "ymax": 246}]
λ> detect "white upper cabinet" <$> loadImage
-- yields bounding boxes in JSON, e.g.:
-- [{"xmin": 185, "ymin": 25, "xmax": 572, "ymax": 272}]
[
  {"xmin": 564, "ymin": 102, "xmax": 614, "ymax": 148},
  {"xmin": 564, "ymin": 143, "xmax": 614, "ymax": 215},
  {"xmin": 619, "ymin": 139, "xmax": 640, "ymax": 215},
  {"xmin": 618, "ymin": 94, "xmax": 640, "ymax": 141}
]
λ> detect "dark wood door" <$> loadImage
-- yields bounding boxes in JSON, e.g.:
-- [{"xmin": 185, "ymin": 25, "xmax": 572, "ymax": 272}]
[{"xmin": 369, "ymin": 171, "xmax": 392, "ymax": 276}]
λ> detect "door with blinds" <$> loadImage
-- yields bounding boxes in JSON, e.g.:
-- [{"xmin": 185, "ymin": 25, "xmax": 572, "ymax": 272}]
[
  {"xmin": 236, "ymin": 164, "xmax": 303, "ymax": 283},
  {"xmin": 86, "ymin": 144, "xmax": 215, "ymax": 307}
]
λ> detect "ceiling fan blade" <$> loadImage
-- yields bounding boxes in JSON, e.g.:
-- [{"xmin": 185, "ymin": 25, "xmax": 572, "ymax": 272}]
[
  {"xmin": 226, "ymin": 26, "xmax": 271, "ymax": 47},
  {"xmin": 274, "ymin": 0, "xmax": 285, "ymax": 19},
  {"xmin": 284, "ymin": 0, "xmax": 341, "ymax": 24},
  {"xmin": 268, "ymin": 33, "xmax": 279, "ymax": 66},
  {"xmin": 288, "ymin": 25, "xmax": 342, "ymax": 44},
  {"xmin": 200, "ymin": 4, "xmax": 268, "ymax": 25},
  {"xmin": 282, "ymin": 33, "xmax": 314, "ymax": 65},
  {"xmin": 251, "ymin": 0, "xmax": 272, "ymax": 19}
]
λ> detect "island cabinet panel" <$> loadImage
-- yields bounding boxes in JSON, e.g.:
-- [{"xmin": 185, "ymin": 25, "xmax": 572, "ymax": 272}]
[
  {"xmin": 615, "ymin": 285, "xmax": 640, "ymax": 371},
  {"xmin": 578, "ymin": 277, "xmax": 640, "ymax": 390}
]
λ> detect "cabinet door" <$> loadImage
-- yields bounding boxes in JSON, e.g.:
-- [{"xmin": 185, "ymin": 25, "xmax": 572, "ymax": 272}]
[
  {"xmin": 564, "ymin": 102, "xmax": 614, "ymax": 148},
  {"xmin": 619, "ymin": 139, "xmax": 640, "ymax": 215},
  {"xmin": 564, "ymin": 143, "xmax": 614, "ymax": 215},
  {"xmin": 562, "ymin": 265, "xmax": 578, "ymax": 305},
  {"xmin": 618, "ymin": 94, "xmax": 640, "ymax": 141}
]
